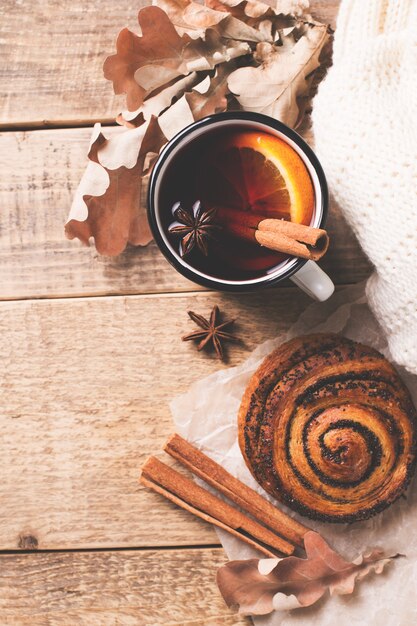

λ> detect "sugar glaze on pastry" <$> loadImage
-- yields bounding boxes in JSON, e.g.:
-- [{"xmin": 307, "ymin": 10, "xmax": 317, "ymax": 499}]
[{"xmin": 238, "ymin": 334, "xmax": 417, "ymax": 522}]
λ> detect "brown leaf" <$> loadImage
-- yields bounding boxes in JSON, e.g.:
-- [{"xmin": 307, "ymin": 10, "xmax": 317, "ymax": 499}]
[
  {"xmin": 206, "ymin": 0, "xmax": 272, "ymax": 20},
  {"xmin": 227, "ymin": 23, "xmax": 329, "ymax": 127},
  {"xmin": 157, "ymin": 94, "xmax": 195, "ymax": 140},
  {"xmin": 149, "ymin": 64, "xmax": 230, "ymax": 138},
  {"xmin": 155, "ymin": 0, "xmax": 229, "ymax": 38},
  {"xmin": 103, "ymin": 6, "xmax": 214, "ymax": 111},
  {"xmin": 274, "ymin": 0, "xmax": 311, "ymax": 17},
  {"xmin": 185, "ymin": 64, "xmax": 231, "ymax": 120},
  {"xmin": 156, "ymin": 60, "xmax": 233, "ymax": 137},
  {"xmin": 65, "ymin": 117, "xmax": 166, "ymax": 255},
  {"xmin": 217, "ymin": 531, "xmax": 401, "ymax": 615},
  {"xmin": 157, "ymin": 0, "xmax": 269, "ymax": 42},
  {"xmin": 104, "ymin": 5, "xmax": 254, "ymax": 112},
  {"xmin": 118, "ymin": 72, "xmax": 201, "ymax": 127},
  {"xmin": 205, "ymin": 0, "xmax": 297, "ymax": 31},
  {"xmin": 196, "ymin": 27, "xmax": 252, "ymax": 66}
]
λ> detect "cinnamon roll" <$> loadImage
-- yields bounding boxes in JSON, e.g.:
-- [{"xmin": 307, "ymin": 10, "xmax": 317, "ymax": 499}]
[{"xmin": 238, "ymin": 334, "xmax": 417, "ymax": 522}]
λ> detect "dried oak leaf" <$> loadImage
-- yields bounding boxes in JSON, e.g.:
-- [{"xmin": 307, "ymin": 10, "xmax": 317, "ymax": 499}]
[
  {"xmin": 156, "ymin": 64, "xmax": 231, "ymax": 137},
  {"xmin": 104, "ymin": 6, "xmax": 210, "ymax": 111},
  {"xmin": 154, "ymin": 0, "xmax": 229, "ymax": 38},
  {"xmin": 227, "ymin": 22, "xmax": 329, "ymax": 127},
  {"xmin": 185, "ymin": 63, "xmax": 231, "ymax": 120},
  {"xmin": 206, "ymin": 0, "xmax": 272, "ymax": 22},
  {"xmin": 134, "ymin": 27, "xmax": 246, "ymax": 93},
  {"xmin": 195, "ymin": 27, "xmax": 252, "ymax": 67},
  {"xmin": 65, "ymin": 116, "xmax": 166, "ymax": 255},
  {"xmin": 117, "ymin": 58, "xmax": 238, "ymax": 128},
  {"xmin": 217, "ymin": 531, "xmax": 401, "ymax": 616},
  {"xmin": 158, "ymin": 94, "xmax": 196, "ymax": 140},
  {"xmin": 118, "ymin": 72, "xmax": 201, "ymax": 128},
  {"xmin": 218, "ymin": 0, "xmax": 272, "ymax": 19},
  {"xmin": 104, "ymin": 5, "xmax": 252, "ymax": 112},
  {"xmin": 155, "ymin": 0, "xmax": 269, "ymax": 42},
  {"xmin": 274, "ymin": 0, "xmax": 310, "ymax": 17},
  {"xmin": 206, "ymin": 0, "xmax": 302, "ymax": 29}
]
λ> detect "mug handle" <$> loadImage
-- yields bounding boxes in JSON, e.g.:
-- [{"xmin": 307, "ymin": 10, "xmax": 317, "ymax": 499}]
[{"xmin": 290, "ymin": 260, "xmax": 335, "ymax": 302}]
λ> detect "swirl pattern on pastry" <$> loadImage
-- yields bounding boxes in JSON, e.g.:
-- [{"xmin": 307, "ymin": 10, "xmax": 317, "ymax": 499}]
[{"xmin": 238, "ymin": 334, "xmax": 417, "ymax": 522}]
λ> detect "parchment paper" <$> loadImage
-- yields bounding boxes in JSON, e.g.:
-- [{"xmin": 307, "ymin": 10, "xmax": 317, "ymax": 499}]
[{"xmin": 170, "ymin": 283, "xmax": 417, "ymax": 626}]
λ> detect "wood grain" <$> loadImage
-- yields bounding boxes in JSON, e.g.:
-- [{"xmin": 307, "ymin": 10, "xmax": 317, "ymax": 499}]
[
  {"xmin": 0, "ymin": 126, "xmax": 198, "ymax": 299},
  {"xmin": 0, "ymin": 0, "xmax": 340, "ymax": 127},
  {"xmin": 0, "ymin": 288, "xmax": 312, "ymax": 550},
  {"xmin": 0, "ymin": 126, "xmax": 370, "ymax": 300},
  {"xmin": 0, "ymin": 0, "xmax": 141, "ymax": 127},
  {"xmin": 0, "ymin": 548, "xmax": 249, "ymax": 626}
]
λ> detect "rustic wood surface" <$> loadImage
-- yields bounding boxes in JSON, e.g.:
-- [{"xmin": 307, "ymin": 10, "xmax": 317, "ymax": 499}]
[
  {"xmin": 0, "ymin": 1, "xmax": 356, "ymax": 624},
  {"xmin": 0, "ymin": 289, "xmax": 312, "ymax": 550},
  {"xmin": 0, "ymin": 548, "xmax": 250, "ymax": 626}
]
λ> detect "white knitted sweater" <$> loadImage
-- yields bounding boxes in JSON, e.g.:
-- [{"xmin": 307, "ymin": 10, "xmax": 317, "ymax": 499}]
[{"xmin": 312, "ymin": 0, "xmax": 417, "ymax": 374}]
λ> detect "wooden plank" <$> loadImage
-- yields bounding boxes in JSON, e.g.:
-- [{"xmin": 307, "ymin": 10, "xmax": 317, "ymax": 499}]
[
  {"xmin": 0, "ymin": 0, "xmax": 142, "ymax": 127},
  {"xmin": 0, "ymin": 126, "xmax": 199, "ymax": 299},
  {"xmin": 0, "ymin": 0, "xmax": 340, "ymax": 126},
  {"xmin": 0, "ymin": 288, "xmax": 313, "ymax": 550},
  {"xmin": 0, "ymin": 548, "xmax": 249, "ymax": 626},
  {"xmin": 0, "ymin": 126, "xmax": 371, "ymax": 300}
]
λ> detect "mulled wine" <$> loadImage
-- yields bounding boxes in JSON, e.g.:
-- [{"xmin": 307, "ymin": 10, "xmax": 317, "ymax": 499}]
[{"xmin": 160, "ymin": 125, "xmax": 315, "ymax": 281}]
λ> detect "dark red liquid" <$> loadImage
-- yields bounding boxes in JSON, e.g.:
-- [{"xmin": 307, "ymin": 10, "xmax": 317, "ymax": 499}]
[{"xmin": 160, "ymin": 126, "xmax": 314, "ymax": 281}]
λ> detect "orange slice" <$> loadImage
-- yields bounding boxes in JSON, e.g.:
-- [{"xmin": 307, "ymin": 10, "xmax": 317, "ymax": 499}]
[{"xmin": 201, "ymin": 131, "xmax": 315, "ymax": 225}]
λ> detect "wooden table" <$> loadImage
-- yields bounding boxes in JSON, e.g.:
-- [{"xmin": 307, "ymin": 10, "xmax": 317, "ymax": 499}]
[{"xmin": 0, "ymin": 1, "xmax": 371, "ymax": 624}]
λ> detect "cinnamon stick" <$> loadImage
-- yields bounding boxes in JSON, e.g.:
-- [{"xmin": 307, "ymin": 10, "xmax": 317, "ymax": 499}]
[
  {"xmin": 215, "ymin": 206, "xmax": 329, "ymax": 261},
  {"xmin": 140, "ymin": 456, "xmax": 295, "ymax": 557},
  {"xmin": 165, "ymin": 434, "xmax": 308, "ymax": 548}
]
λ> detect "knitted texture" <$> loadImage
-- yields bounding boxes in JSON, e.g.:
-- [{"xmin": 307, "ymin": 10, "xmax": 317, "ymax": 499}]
[{"xmin": 312, "ymin": 0, "xmax": 417, "ymax": 374}]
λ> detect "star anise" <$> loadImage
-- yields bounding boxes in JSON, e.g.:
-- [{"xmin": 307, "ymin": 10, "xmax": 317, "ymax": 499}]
[
  {"xmin": 168, "ymin": 201, "xmax": 220, "ymax": 257},
  {"xmin": 182, "ymin": 305, "xmax": 240, "ymax": 361}
]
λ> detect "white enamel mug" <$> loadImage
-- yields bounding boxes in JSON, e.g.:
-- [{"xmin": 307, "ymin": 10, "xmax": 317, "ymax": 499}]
[{"xmin": 148, "ymin": 111, "xmax": 335, "ymax": 301}]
